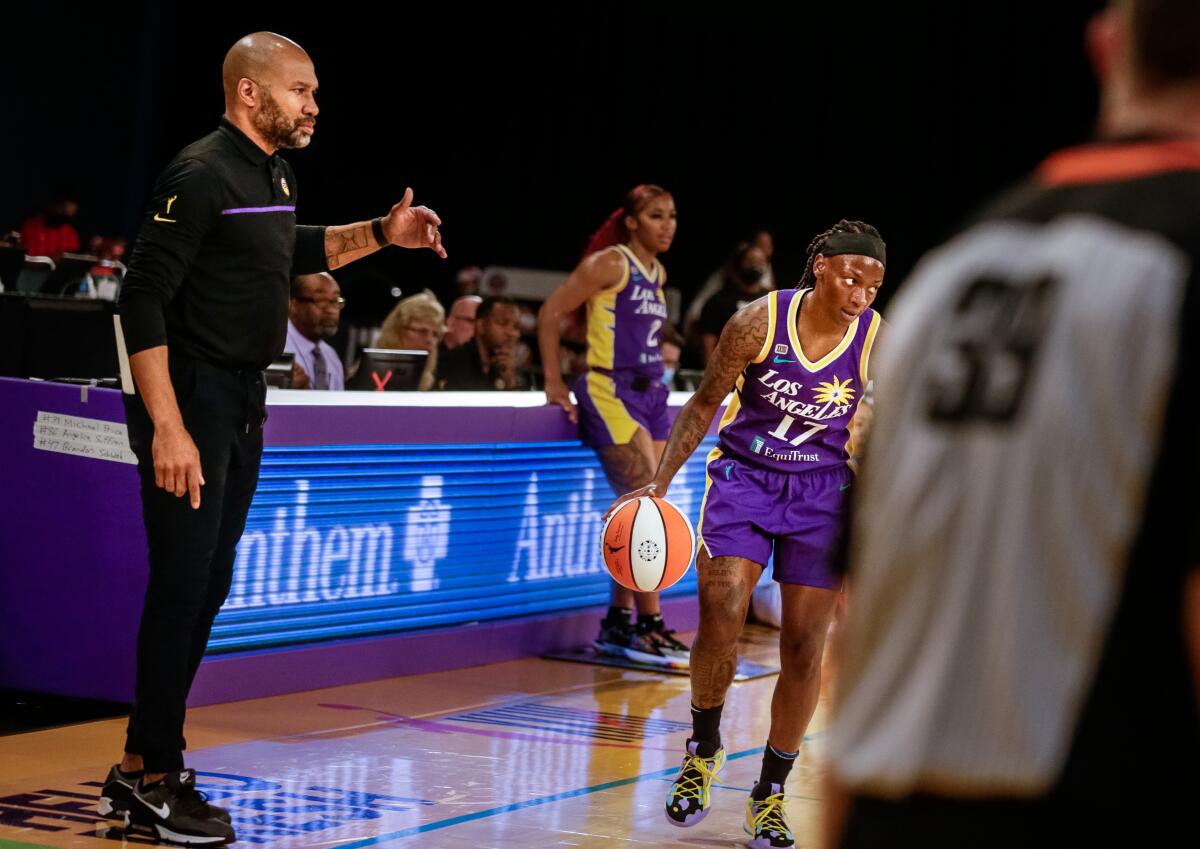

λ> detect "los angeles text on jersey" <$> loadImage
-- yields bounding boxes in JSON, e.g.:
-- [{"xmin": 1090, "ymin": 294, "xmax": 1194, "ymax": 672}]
[
  {"xmin": 755, "ymin": 368, "xmax": 853, "ymax": 420},
  {"xmin": 630, "ymin": 284, "xmax": 668, "ymax": 317}
]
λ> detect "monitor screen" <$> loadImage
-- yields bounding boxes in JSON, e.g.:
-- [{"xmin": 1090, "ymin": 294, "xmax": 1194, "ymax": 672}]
[
  {"xmin": 345, "ymin": 348, "xmax": 427, "ymax": 391},
  {"xmin": 264, "ymin": 352, "xmax": 295, "ymax": 389}
]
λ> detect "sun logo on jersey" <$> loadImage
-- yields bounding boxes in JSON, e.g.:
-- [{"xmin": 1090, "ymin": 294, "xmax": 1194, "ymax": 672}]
[{"xmin": 813, "ymin": 376, "xmax": 856, "ymax": 405}]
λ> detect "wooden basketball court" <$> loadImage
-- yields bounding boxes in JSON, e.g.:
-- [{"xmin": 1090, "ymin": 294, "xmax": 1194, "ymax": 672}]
[{"xmin": 0, "ymin": 626, "xmax": 825, "ymax": 849}]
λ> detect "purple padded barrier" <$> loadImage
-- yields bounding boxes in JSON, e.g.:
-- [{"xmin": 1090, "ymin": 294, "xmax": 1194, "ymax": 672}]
[
  {"xmin": 0, "ymin": 378, "xmax": 147, "ymax": 702},
  {"xmin": 0, "ymin": 380, "xmax": 711, "ymax": 705}
]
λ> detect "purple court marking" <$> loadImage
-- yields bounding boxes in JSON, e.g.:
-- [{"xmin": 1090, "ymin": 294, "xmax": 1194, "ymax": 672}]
[{"xmin": 221, "ymin": 205, "xmax": 296, "ymax": 215}]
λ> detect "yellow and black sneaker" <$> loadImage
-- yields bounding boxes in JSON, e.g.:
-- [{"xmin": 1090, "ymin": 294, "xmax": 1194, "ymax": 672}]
[
  {"xmin": 744, "ymin": 782, "xmax": 794, "ymax": 848},
  {"xmin": 664, "ymin": 739, "xmax": 725, "ymax": 827}
]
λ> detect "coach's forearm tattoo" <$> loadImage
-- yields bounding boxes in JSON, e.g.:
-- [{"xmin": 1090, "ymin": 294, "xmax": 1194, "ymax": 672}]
[
  {"xmin": 325, "ymin": 222, "xmax": 376, "ymax": 269},
  {"xmin": 653, "ymin": 298, "xmax": 770, "ymax": 489}
]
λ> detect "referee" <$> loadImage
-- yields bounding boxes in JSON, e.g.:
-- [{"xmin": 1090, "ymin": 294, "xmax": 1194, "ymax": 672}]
[
  {"xmin": 97, "ymin": 32, "xmax": 445, "ymax": 844},
  {"xmin": 826, "ymin": 2, "xmax": 1200, "ymax": 847}
]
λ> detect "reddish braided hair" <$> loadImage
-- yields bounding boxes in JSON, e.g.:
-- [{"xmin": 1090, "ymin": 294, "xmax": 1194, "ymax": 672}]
[{"xmin": 583, "ymin": 184, "xmax": 672, "ymax": 258}]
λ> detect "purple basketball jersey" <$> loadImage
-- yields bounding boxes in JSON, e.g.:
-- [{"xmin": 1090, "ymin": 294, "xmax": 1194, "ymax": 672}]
[
  {"xmin": 716, "ymin": 288, "xmax": 881, "ymax": 473},
  {"xmin": 586, "ymin": 244, "xmax": 668, "ymax": 377}
]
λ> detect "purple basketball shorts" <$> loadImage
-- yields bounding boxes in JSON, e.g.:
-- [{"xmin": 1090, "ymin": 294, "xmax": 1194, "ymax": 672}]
[
  {"xmin": 573, "ymin": 369, "xmax": 671, "ymax": 448},
  {"xmin": 698, "ymin": 450, "xmax": 851, "ymax": 589}
]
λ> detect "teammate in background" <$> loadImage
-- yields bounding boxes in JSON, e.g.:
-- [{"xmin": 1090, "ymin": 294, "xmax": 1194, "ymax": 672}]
[
  {"xmin": 826, "ymin": 2, "xmax": 1200, "ymax": 846},
  {"xmin": 537, "ymin": 185, "xmax": 690, "ymax": 667},
  {"xmin": 612, "ymin": 220, "xmax": 886, "ymax": 848}
]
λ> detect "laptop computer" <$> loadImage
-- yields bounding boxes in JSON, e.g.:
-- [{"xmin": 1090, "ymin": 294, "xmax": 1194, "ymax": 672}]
[{"xmin": 345, "ymin": 348, "xmax": 427, "ymax": 391}]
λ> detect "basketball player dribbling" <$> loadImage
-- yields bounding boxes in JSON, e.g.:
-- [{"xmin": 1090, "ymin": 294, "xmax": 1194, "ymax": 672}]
[
  {"xmin": 611, "ymin": 220, "xmax": 886, "ymax": 847},
  {"xmin": 537, "ymin": 185, "xmax": 691, "ymax": 668}
]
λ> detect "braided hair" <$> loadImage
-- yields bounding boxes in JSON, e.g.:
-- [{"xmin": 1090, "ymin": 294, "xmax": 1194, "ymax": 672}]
[{"xmin": 797, "ymin": 219, "xmax": 883, "ymax": 290}]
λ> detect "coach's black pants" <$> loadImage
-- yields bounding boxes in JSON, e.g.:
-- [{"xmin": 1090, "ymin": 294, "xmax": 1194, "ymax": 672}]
[{"xmin": 123, "ymin": 354, "xmax": 266, "ymax": 773}]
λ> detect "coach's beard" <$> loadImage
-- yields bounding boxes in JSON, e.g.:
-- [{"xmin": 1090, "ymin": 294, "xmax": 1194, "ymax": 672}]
[{"xmin": 254, "ymin": 89, "xmax": 313, "ymax": 150}]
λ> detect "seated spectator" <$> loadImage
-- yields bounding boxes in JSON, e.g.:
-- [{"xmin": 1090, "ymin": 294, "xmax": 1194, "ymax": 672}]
[
  {"xmin": 699, "ymin": 241, "xmax": 771, "ymax": 364},
  {"xmin": 377, "ymin": 290, "xmax": 444, "ymax": 390},
  {"xmin": 285, "ymin": 272, "xmax": 345, "ymax": 390},
  {"xmin": 660, "ymin": 323, "xmax": 685, "ymax": 389},
  {"xmin": 21, "ymin": 188, "xmax": 81, "ymax": 258},
  {"xmin": 437, "ymin": 296, "xmax": 523, "ymax": 390},
  {"xmin": 442, "ymin": 295, "xmax": 482, "ymax": 351}
]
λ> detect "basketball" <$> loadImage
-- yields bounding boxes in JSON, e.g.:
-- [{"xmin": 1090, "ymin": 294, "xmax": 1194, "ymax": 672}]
[{"xmin": 601, "ymin": 496, "xmax": 696, "ymax": 592}]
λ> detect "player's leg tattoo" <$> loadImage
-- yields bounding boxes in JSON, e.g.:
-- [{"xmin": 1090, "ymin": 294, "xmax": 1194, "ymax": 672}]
[{"xmin": 691, "ymin": 551, "xmax": 759, "ymax": 707}]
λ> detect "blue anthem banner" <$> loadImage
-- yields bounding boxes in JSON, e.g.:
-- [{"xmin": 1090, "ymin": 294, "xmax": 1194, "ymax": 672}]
[{"xmin": 210, "ymin": 438, "xmax": 718, "ymax": 653}]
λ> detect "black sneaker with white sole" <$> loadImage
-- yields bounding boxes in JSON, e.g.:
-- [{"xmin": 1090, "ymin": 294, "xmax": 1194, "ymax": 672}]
[
  {"xmin": 636, "ymin": 617, "xmax": 690, "ymax": 665},
  {"xmin": 130, "ymin": 769, "xmax": 236, "ymax": 844},
  {"xmin": 101, "ymin": 764, "xmax": 232, "ymax": 826},
  {"xmin": 593, "ymin": 616, "xmax": 636, "ymax": 658},
  {"xmin": 98, "ymin": 764, "xmax": 140, "ymax": 825}
]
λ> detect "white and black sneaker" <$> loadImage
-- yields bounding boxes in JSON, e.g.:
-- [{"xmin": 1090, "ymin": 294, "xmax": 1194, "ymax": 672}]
[
  {"xmin": 637, "ymin": 618, "xmax": 691, "ymax": 666},
  {"xmin": 97, "ymin": 764, "xmax": 140, "ymax": 825},
  {"xmin": 130, "ymin": 769, "xmax": 236, "ymax": 844}
]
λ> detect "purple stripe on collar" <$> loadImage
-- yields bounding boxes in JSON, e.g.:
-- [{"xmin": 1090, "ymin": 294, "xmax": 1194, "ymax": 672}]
[{"xmin": 221, "ymin": 205, "xmax": 297, "ymax": 215}]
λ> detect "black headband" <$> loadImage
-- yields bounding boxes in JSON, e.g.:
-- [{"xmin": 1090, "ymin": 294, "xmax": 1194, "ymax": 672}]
[{"xmin": 819, "ymin": 232, "xmax": 886, "ymax": 266}]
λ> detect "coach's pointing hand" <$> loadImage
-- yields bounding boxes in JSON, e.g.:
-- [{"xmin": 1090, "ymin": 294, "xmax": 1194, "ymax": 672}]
[{"xmin": 383, "ymin": 187, "xmax": 447, "ymax": 258}]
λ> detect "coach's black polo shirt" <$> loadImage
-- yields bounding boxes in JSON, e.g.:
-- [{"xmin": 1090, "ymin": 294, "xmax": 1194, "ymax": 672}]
[{"xmin": 119, "ymin": 117, "xmax": 328, "ymax": 371}]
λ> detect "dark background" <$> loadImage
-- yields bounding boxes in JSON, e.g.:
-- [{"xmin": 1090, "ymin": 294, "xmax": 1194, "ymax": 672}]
[{"xmin": 5, "ymin": 1, "xmax": 1104, "ymax": 316}]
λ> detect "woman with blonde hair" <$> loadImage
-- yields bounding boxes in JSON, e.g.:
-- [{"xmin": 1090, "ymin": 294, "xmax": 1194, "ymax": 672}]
[{"xmin": 376, "ymin": 290, "xmax": 444, "ymax": 390}]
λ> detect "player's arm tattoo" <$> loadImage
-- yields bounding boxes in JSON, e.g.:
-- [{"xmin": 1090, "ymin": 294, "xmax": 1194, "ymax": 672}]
[
  {"xmin": 324, "ymin": 222, "xmax": 377, "ymax": 270},
  {"xmin": 652, "ymin": 298, "xmax": 770, "ymax": 491}
]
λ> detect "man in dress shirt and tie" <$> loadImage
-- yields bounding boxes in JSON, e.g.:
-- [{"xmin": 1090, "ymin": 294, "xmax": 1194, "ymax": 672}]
[{"xmin": 285, "ymin": 272, "xmax": 345, "ymax": 390}]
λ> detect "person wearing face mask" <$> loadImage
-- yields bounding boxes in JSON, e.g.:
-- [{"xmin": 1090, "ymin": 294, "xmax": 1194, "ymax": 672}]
[
  {"xmin": 20, "ymin": 188, "xmax": 81, "ymax": 259},
  {"xmin": 699, "ymin": 242, "xmax": 771, "ymax": 365},
  {"xmin": 660, "ymin": 323, "xmax": 686, "ymax": 390}
]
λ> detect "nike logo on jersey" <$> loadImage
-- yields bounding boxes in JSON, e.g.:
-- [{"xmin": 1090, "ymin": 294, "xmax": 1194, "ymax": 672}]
[
  {"xmin": 772, "ymin": 357, "xmax": 795, "ymax": 363},
  {"xmin": 839, "ymin": 483, "xmax": 851, "ymax": 491},
  {"xmin": 154, "ymin": 195, "xmax": 179, "ymax": 223}
]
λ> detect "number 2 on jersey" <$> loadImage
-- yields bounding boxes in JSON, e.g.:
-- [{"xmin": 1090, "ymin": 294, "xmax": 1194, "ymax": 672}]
[{"xmin": 646, "ymin": 319, "xmax": 662, "ymax": 348}]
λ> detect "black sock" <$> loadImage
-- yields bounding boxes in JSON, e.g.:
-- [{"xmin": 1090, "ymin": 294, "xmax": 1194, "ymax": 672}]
[
  {"xmin": 754, "ymin": 743, "xmax": 798, "ymax": 796},
  {"xmin": 690, "ymin": 703, "xmax": 723, "ymax": 756},
  {"xmin": 637, "ymin": 612, "xmax": 663, "ymax": 631},
  {"xmin": 604, "ymin": 606, "xmax": 632, "ymax": 625},
  {"xmin": 116, "ymin": 766, "xmax": 143, "ymax": 779}
]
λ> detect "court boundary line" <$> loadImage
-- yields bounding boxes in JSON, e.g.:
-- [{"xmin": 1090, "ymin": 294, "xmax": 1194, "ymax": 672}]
[{"xmin": 334, "ymin": 745, "xmax": 766, "ymax": 848}]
